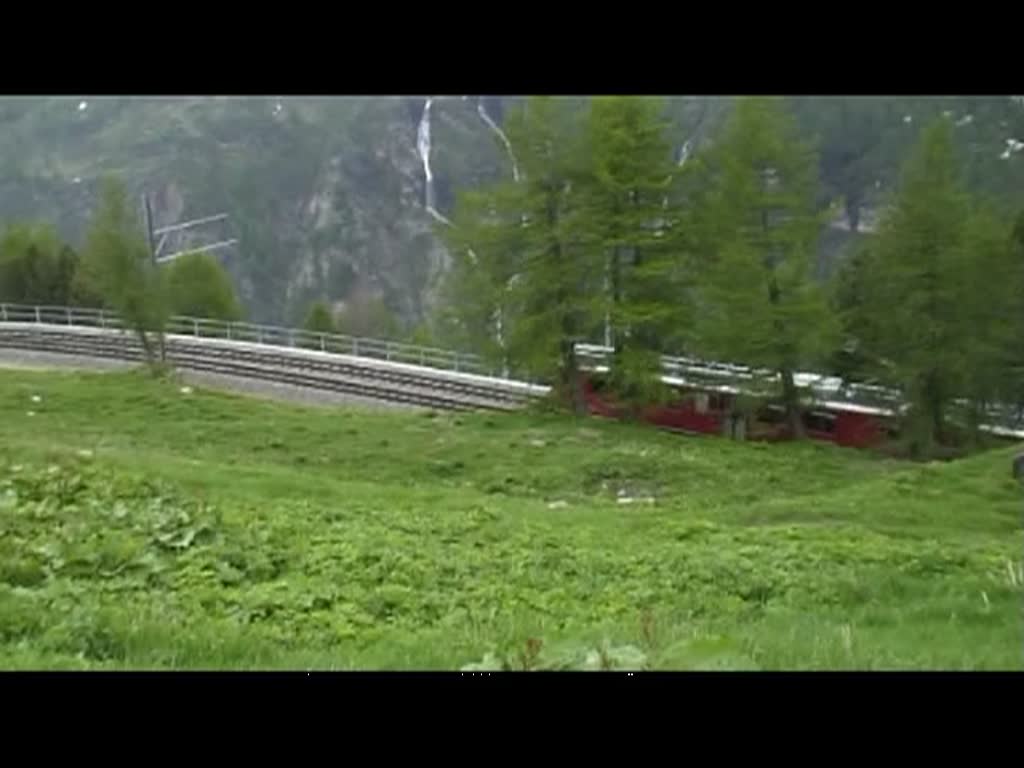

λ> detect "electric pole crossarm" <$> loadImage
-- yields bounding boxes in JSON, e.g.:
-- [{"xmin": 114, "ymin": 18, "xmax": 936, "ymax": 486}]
[
  {"xmin": 156, "ymin": 239, "xmax": 238, "ymax": 263},
  {"xmin": 153, "ymin": 213, "xmax": 229, "ymax": 236}
]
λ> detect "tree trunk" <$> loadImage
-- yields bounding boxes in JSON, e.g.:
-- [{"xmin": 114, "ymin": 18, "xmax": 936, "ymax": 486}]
[
  {"xmin": 925, "ymin": 370, "xmax": 946, "ymax": 447},
  {"xmin": 135, "ymin": 327, "xmax": 155, "ymax": 366},
  {"xmin": 908, "ymin": 377, "xmax": 939, "ymax": 460},
  {"xmin": 780, "ymin": 367, "xmax": 805, "ymax": 439},
  {"xmin": 560, "ymin": 338, "xmax": 586, "ymax": 415}
]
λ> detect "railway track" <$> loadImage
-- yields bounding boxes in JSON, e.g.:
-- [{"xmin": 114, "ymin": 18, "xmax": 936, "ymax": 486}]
[{"xmin": 0, "ymin": 323, "xmax": 551, "ymax": 412}]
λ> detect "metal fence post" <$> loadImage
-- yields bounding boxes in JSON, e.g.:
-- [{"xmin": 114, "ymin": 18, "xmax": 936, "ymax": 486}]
[
  {"xmin": 193, "ymin": 319, "xmax": 199, "ymax": 337},
  {"xmin": 453, "ymin": 352, "xmax": 459, "ymax": 372},
  {"xmin": 226, "ymin": 323, "xmax": 232, "ymax": 340},
  {"xmin": 353, "ymin": 338, "xmax": 359, "ymax": 356},
  {"xmin": 385, "ymin": 344, "xmax": 391, "ymax": 362},
  {"xmin": 320, "ymin": 334, "xmax": 325, "ymax": 352},
  {"xmin": 0, "ymin": 304, "xmax": 6, "ymax": 322},
  {"xmin": 67, "ymin": 307, "xmax": 72, "ymax": 325},
  {"xmin": 35, "ymin": 306, "xmax": 41, "ymax": 323}
]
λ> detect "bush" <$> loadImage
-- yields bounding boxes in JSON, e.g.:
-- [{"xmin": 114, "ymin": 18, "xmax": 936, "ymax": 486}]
[{"xmin": 164, "ymin": 252, "xmax": 243, "ymax": 321}]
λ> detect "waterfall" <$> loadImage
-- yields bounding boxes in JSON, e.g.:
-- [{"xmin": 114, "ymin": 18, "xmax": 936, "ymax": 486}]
[
  {"xmin": 476, "ymin": 99, "xmax": 520, "ymax": 182},
  {"xmin": 416, "ymin": 97, "xmax": 435, "ymax": 209},
  {"xmin": 416, "ymin": 97, "xmax": 452, "ymax": 224}
]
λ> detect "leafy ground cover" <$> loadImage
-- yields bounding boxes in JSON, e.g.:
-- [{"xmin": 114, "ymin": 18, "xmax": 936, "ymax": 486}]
[{"xmin": 1, "ymin": 368, "xmax": 1021, "ymax": 669}]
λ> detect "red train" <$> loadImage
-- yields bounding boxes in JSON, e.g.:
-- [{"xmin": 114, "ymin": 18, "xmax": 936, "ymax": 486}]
[
  {"xmin": 575, "ymin": 345, "xmax": 1024, "ymax": 450},
  {"xmin": 581, "ymin": 375, "xmax": 890, "ymax": 448}
]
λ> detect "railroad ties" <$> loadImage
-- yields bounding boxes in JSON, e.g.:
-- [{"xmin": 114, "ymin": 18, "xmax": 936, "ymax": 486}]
[{"xmin": 0, "ymin": 323, "xmax": 549, "ymax": 412}]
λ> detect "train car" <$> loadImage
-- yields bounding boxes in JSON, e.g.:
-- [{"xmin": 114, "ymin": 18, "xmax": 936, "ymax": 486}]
[
  {"xmin": 576, "ymin": 344, "xmax": 1024, "ymax": 450},
  {"xmin": 582, "ymin": 373, "xmax": 891, "ymax": 448}
]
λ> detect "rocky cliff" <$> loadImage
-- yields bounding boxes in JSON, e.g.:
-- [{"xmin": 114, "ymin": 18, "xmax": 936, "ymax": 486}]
[{"xmin": 1, "ymin": 95, "xmax": 1021, "ymax": 326}]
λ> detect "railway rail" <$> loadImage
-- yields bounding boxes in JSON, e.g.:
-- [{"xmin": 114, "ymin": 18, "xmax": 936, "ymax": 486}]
[
  {"xmin": 2, "ymin": 304, "xmax": 1021, "ymax": 438},
  {"xmin": 0, "ymin": 304, "xmax": 551, "ymax": 412}
]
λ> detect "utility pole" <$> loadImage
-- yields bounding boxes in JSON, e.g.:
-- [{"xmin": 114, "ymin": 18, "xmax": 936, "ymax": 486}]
[
  {"xmin": 140, "ymin": 192, "xmax": 237, "ymax": 265},
  {"xmin": 143, "ymin": 194, "xmax": 157, "ymax": 267},
  {"xmin": 140, "ymin": 191, "xmax": 239, "ymax": 362}
]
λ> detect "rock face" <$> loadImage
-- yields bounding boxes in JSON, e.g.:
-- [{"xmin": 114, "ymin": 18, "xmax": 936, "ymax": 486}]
[
  {"xmin": 0, "ymin": 96, "xmax": 735, "ymax": 328},
  {"xmin": 3, "ymin": 96, "xmax": 1019, "ymax": 328},
  {"xmin": 0, "ymin": 96, "xmax": 520, "ymax": 326}
]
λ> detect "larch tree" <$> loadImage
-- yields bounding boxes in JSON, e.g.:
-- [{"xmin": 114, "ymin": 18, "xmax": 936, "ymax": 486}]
[
  {"xmin": 688, "ymin": 97, "xmax": 838, "ymax": 438},
  {"xmin": 441, "ymin": 96, "xmax": 600, "ymax": 411},
  {"xmin": 581, "ymin": 96, "xmax": 682, "ymax": 401},
  {"xmin": 954, "ymin": 204, "xmax": 1021, "ymax": 441},
  {"xmin": 78, "ymin": 177, "xmax": 169, "ymax": 367},
  {"xmin": 855, "ymin": 118, "xmax": 976, "ymax": 456},
  {"xmin": 436, "ymin": 182, "xmax": 526, "ymax": 374}
]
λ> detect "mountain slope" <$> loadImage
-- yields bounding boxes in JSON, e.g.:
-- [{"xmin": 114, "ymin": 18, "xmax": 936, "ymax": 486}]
[{"xmin": 1, "ymin": 96, "xmax": 1021, "ymax": 326}]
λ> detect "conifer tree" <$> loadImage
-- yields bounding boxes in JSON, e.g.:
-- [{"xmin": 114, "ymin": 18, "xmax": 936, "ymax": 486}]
[
  {"xmin": 581, "ymin": 96, "xmax": 681, "ymax": 399},
  {"xmin": 688, "ymin": 97, "xmax": 837, "ymax": 437},
  {"xmin": 441, "ymin": 97, "xmax": 600, "ymax": 410},
  {"xmin": 855, "ymin": 119, "xmax": 979, "ymax": 455}
]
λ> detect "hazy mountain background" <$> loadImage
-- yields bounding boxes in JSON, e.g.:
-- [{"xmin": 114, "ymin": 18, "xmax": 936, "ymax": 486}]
[{"xmin": 1, "ymin": 95, "xmax": 1021, "ymax": 327}]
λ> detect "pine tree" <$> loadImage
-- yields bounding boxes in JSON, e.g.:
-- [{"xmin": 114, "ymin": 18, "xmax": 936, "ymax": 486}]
[
  {"xmin": 688, "ymin": 97, "xmax": 838, "ymax": 438},
  {"xmin": 999, "ymin": 210, "xmax": 1024, "ymax": 423},
  {"xmin": 441, "ymin": 97, "xmax": 600, "ymax": 411},
  {"xmin": 437, "ymin": 183, "xmax": 526, "ymax": 374},
  {"xmin": 954, "ymin": 205, "xmax": 1020, "ymax": 441},
  {"xmin": 856, "ymin": 119, "xmax": 975, "ymax": 456},
  {"xmin": 581, "ymin": 96, "xmax": 681, "ymax": 400}
]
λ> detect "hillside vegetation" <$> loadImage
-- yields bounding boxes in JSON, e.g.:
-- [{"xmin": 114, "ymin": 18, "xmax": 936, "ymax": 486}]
[
  {"xmin": 1, "ymin": 368, "xmax": 1020, "ymax": 670},
  {"xmin": 2, "ymin": 96, "xmax": 1022, "ymax": 325}
]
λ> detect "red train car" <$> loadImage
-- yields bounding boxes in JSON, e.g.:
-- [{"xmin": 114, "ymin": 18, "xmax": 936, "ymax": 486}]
[{"xmin": 581, "ymin": 374, "xmax": 892, "ymax": 449}]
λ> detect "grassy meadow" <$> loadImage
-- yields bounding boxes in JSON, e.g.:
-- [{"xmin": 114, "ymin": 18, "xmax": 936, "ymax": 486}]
[{"xmin": 0, "ymin": 368, "xmax": 1021, "ymax": 670}]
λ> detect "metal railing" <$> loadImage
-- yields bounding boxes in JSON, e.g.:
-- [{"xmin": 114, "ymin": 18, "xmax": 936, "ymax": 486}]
[
  {"xmin": 574, "ymin": 341, "xmax": 1024, "ymax": 434},
  {"xmin": 0, "ymin": 303, "xmax": 492, "ymax": 378},
  {"xmin": 3, "ymin": 303, "xmax": 1020, "ymax": 433},
  {"xmin": 0, "ymin": 329, "xmax": 550, "ymax": 413}
]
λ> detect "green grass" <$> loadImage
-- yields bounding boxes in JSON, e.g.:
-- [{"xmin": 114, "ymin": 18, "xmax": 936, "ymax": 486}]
[{"xmin": 1, "ymin": 367, "xmax": 1021, "ymax": 670}]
